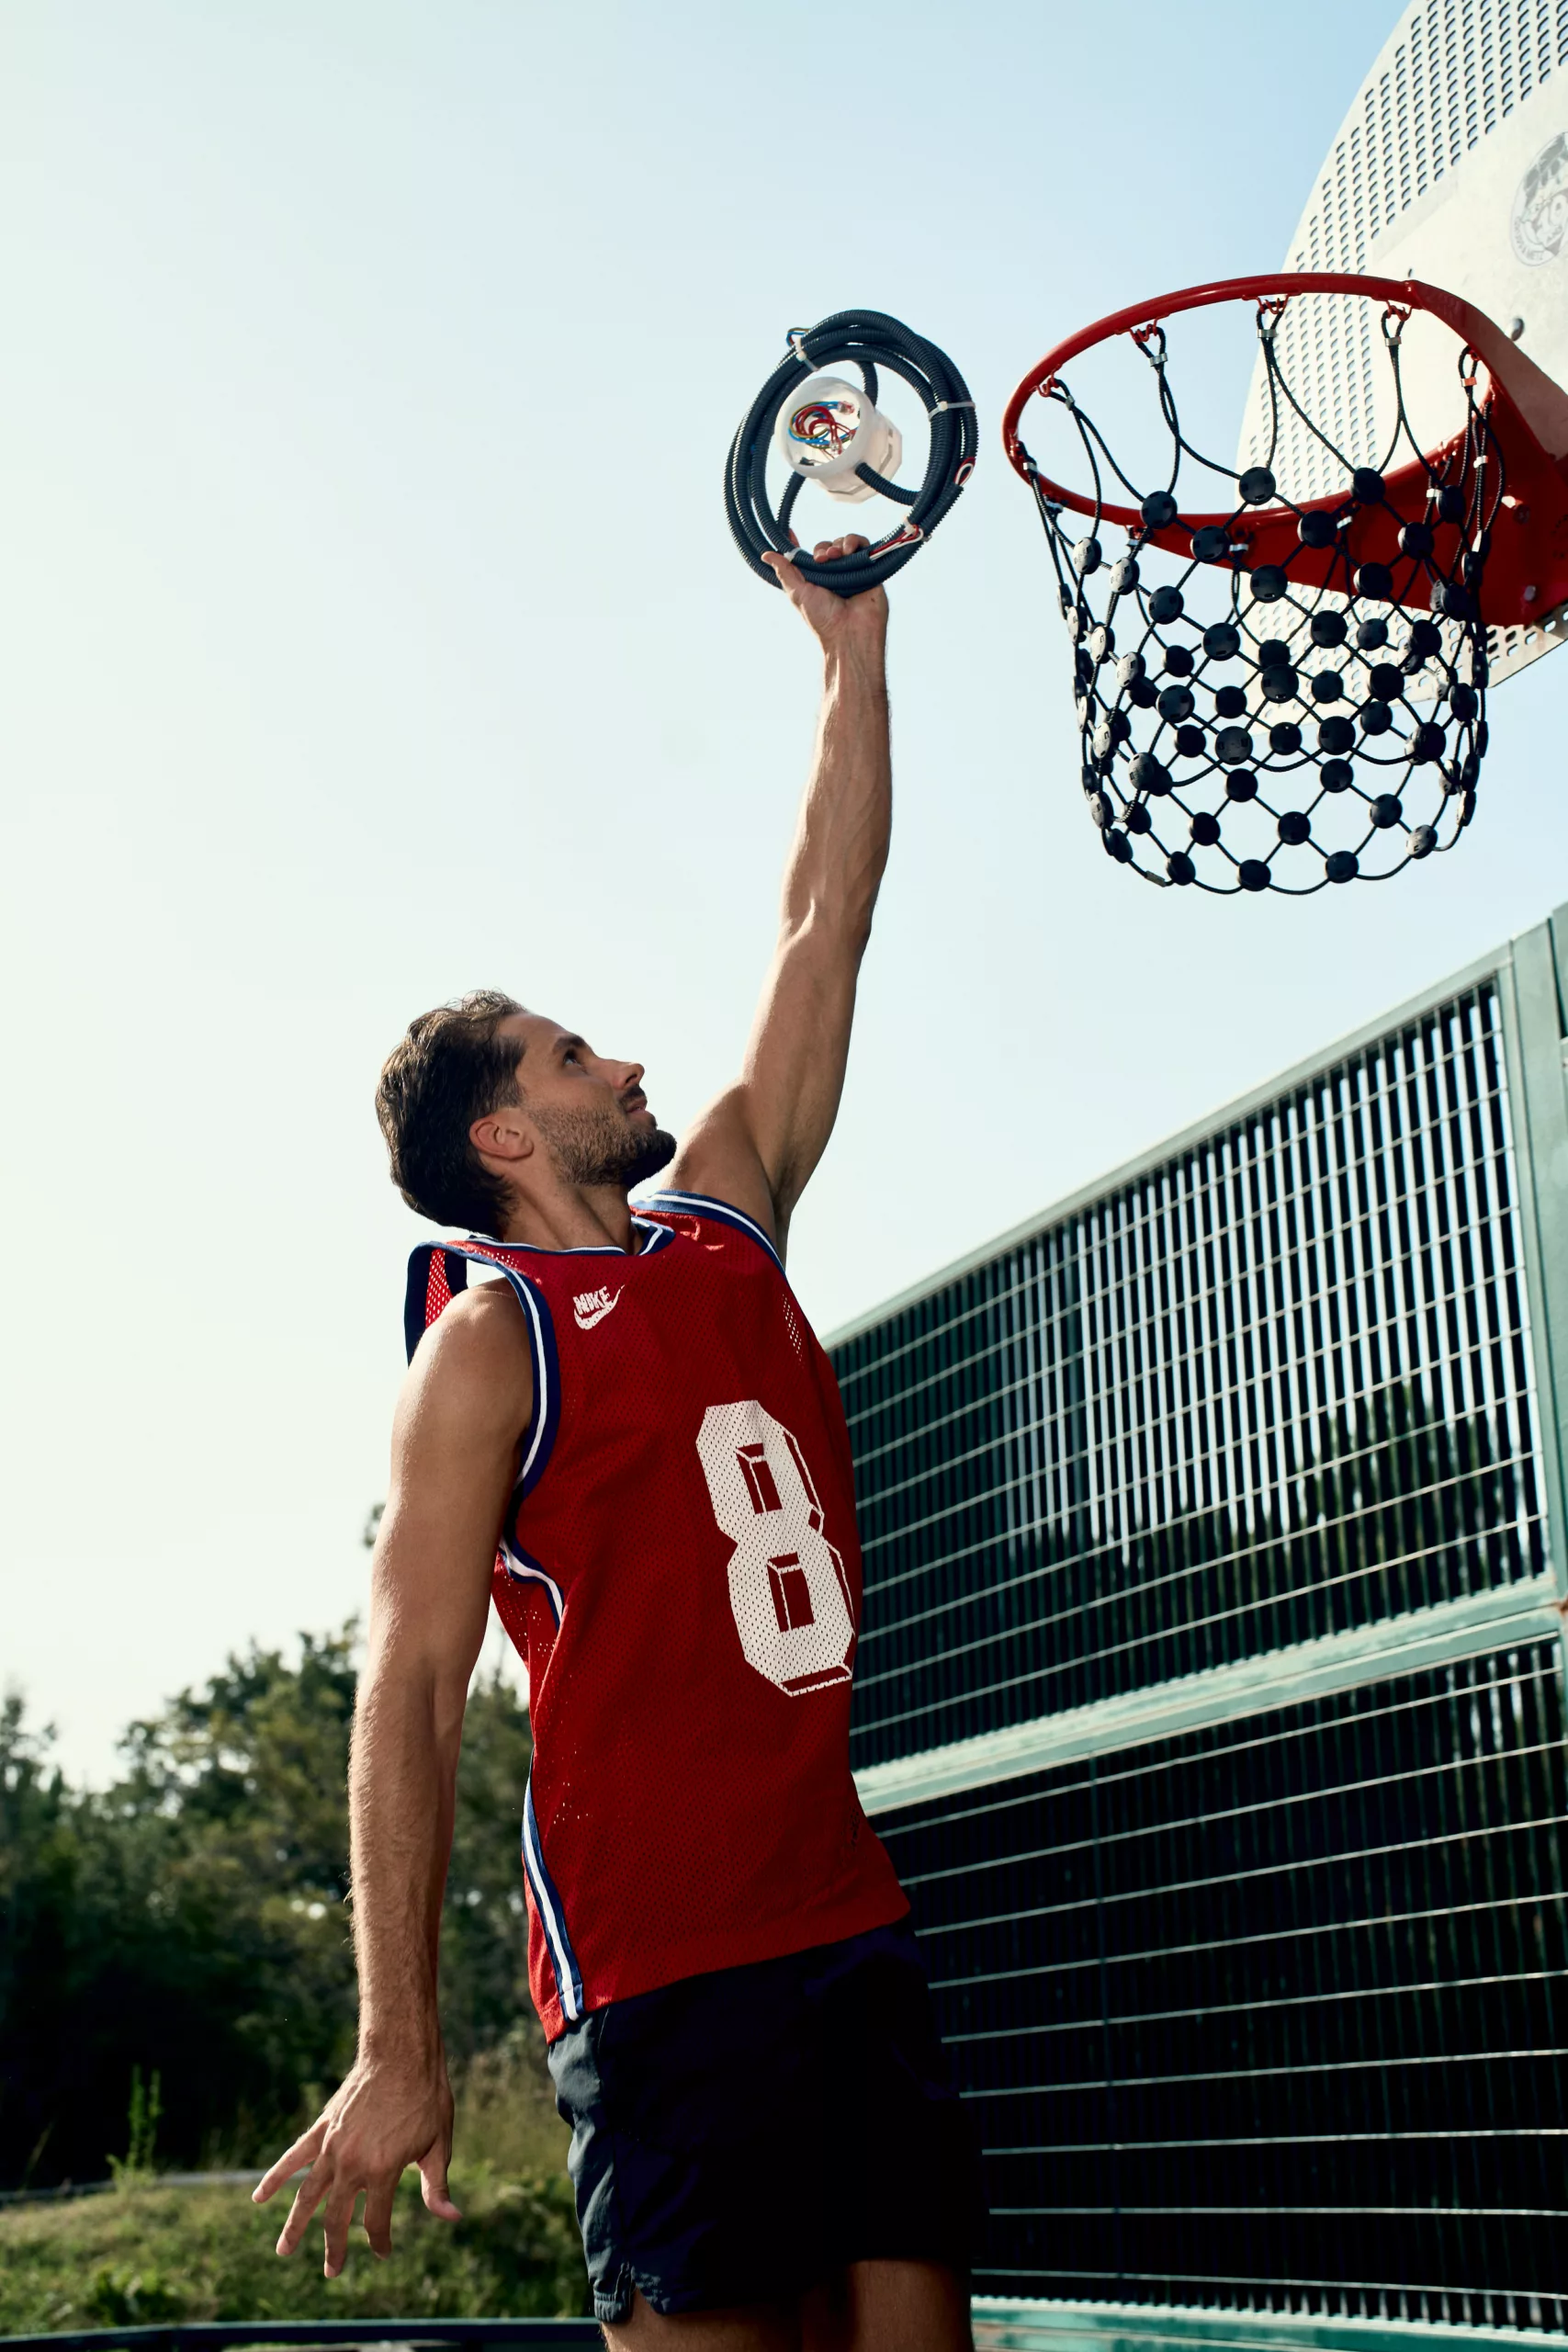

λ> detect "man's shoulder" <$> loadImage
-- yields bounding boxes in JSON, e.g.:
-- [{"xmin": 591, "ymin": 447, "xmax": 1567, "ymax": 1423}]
[
  {"xmin": 662, "ymin": 1094, "xmax": 784, "ymax": 1254},
  {"xmin": 407, "ymin": 1279, "xmax": 534, "ymax": 1429}
]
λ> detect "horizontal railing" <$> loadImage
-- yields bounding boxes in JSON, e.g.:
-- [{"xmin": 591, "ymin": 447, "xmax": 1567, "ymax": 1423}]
[
  {"xmin": 972, "ymin": 2303, "xmax": 1568, "ymax": 2352},
  {"xmin": 0, "ymin": 2324, "xmax": 601, "ymax": 2351}
]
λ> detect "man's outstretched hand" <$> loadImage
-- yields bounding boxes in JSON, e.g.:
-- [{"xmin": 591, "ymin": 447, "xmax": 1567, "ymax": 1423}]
[
  {"xmin": 253, "ymin": 2052, "xmax": 459, "ymax": 2277},
  {"xmin": 762, "ymin": 534, "xmax": 889, "ymax": 651}
]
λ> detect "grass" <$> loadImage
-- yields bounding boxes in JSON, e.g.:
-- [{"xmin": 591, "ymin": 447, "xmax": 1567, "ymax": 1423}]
[
  {"xmin": 450, "ymin": 2027, "xmax": 572, "ymax": 2183},
  {"xmin": 0, "ymin": 2037, "xmax": 591, "ymax": 2335},
  {"xmin": 0, "ymin": 2168, "xmax": 591, "ymax": 2334}
]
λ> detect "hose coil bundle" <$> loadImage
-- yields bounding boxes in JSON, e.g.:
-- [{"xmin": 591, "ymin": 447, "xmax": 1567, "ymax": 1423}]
[{"xmin": 726, "ymin": 310, "xmax": 977, "ymax": 599}]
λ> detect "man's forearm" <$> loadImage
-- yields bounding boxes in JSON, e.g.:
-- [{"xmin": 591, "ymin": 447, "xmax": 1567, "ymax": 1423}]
[
  {"xmin": 782, "ymin": 632, "xmax": 891, "ymax": 944},
  {"xmin": 348, "ymin": 1660, "xmax": 460, "ymax": 2065},
  {"xmin": 676, "ymin": 537, "xmax": 893, "ymax": 1237}
]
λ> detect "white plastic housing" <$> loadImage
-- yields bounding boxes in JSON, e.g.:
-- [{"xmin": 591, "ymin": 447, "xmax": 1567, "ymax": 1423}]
[
  {"xmin": 774, "ymin": 373, "xmax": 904, "ymax": 504},
  {"xmin": 1236, "ymin": 0, "xmax": 1568, "ymax": 684}
]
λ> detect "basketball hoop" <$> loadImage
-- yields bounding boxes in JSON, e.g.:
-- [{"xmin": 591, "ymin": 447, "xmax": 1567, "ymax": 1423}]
[
  {"xmin": 1004, "ymin": 273, "xmax": 1568, "ymax": 893},
  {"xmin": 728, "ymin": 310, "xmax": 977, "ymax": 600}
]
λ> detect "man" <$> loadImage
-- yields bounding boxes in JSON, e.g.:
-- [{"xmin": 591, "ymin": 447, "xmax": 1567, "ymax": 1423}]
[{"xmin": 254, "ymin": 536, "xmax": 983, "ymax": 2347}]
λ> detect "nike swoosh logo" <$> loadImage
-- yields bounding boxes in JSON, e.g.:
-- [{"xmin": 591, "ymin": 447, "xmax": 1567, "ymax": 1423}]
[{"xmin": 573, "ymin": 1289, "xmax": 624, "ymax": 1329}]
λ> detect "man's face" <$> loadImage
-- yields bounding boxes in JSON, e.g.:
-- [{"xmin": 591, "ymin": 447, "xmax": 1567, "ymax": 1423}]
[{"xmin": 490, "ymin": 1010, "xmax": 676, "ymax": 1191}]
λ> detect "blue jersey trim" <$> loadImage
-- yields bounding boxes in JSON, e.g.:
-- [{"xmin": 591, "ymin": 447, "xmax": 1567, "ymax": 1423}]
[
  {"xmin": 448, "ymin": 1221, "xmax": 671, "ymax": 1261},
  {"xmin": 514, "ymin": 1274, "xmax": 561, "ymax": 1499},
  {"xmin": 500, "ymin": 1537, "xmax": 563, "ymax": 1628},
  {"xmin": 523, "ymin": 1779, "xmax": 584, "ymax": 2021},
  {"xmin": 638, "ymin": 1190, "xmax": 786, "ymax": 1279}
]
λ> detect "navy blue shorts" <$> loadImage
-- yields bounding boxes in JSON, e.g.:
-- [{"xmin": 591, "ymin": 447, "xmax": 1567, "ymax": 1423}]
[{"xmin": 545, "ymin": 1917, "xmax": 986, "ymax": 2325}]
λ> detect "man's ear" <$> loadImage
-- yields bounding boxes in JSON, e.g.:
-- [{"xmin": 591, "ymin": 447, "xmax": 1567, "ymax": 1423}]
[{"xmin": 470, "ymin": 1106, "xmax": 533, "ymax": 1169}]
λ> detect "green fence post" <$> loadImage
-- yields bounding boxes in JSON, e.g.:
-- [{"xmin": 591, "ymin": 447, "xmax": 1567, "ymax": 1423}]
[{"xmin": 1504, "ymin": 906, "xmax": 1568, "ymax": 1604}]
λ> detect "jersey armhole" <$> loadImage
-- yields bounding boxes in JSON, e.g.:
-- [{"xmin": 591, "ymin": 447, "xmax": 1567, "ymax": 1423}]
[
  {"xmin": 403, "ymin": 1246, "xmax": 475, "ymax": 1363},
  {"xmin": 402, "ymin": 1241, "xmax": 562, "ymax": 1500},
  {"xmin": 637, "ymin": 1189, "xmax": 788, "ymax": 1279}
]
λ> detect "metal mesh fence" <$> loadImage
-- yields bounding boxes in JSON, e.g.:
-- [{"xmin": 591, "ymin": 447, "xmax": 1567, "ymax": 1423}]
[
  {"xmin": 837, "ymin": 982, "xmax": 1545, "ymax": 1774},
  {"xmin": 877, "ymin": 1642, "xmax": 1568, "ymax": 2330}
]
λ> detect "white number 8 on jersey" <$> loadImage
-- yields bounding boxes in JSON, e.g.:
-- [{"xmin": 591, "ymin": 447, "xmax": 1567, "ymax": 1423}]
[{"xmin": 697, "ymin": 1401, "xmax": 856, "ymax": 1696}]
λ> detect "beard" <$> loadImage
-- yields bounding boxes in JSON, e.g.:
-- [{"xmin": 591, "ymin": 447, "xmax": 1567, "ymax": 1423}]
[{"xmin": 530, "ymin": 1100, "xmax": 677, "ymax": 1192}]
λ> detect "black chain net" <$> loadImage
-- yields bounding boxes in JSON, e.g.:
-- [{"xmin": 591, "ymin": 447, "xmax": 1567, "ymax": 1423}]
[{"xmin": 1018, "ymin": 298, "xmax": 1502, "ymax": 893}]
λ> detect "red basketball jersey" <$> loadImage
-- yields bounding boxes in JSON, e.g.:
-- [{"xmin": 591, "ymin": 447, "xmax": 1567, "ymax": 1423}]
[{"xmin": 404, "ymin": 1189, "xmax": 907, "ymax": 2039}]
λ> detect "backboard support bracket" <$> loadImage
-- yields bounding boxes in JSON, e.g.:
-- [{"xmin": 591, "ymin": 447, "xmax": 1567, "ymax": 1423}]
[{"xmin": 1487, "ymin": 598, "xmax": 1568, "ymax": 685}]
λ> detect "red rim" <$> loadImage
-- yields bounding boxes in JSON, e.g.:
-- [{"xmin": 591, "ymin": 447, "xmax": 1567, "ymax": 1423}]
[{"xmin": 1001, "ymin": 272, "xmax": 1568, "ymax": 628}]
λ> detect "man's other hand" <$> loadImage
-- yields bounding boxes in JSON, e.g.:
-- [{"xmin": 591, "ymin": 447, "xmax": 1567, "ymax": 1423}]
[
  {"xmin": 252, "ymin": 2052, "xmax": 459, "ymax": 2276},
  {"xmin": 762, "ymin": 534, "xmax": 890, "ymax": 650}
]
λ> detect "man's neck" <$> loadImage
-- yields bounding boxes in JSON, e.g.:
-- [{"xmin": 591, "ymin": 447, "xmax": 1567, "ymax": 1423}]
[{"xmin": 498, "ymin": 1182, "xmax": 640, "ymax": 1255}]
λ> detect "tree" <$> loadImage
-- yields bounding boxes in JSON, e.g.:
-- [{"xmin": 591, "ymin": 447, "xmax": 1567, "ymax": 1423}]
[
  {"xmin": 0, "ymin": 1627, "xmax": 538, "ymax": 2188},
  {"xmin": 0, "ymin": 1696, "xmax": 77, "ymax": 2188}
]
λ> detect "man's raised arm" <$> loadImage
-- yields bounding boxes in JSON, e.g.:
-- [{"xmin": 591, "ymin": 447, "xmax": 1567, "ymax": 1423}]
[{"xmin": 671, "ymin": 533, "xmax": 891, "ymax": 1255}]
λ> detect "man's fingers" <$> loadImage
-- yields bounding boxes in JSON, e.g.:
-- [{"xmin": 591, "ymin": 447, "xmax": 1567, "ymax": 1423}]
[
  {"xmin": 362, "ymin": 2177, "xmax": 397, "ymax": 2260},
  {"xmin": 254, "ymin": 2119, "xmax": 327, "ymax": 2205},
  {"xmin": 419, "ymin": 2138, "xmax": 462, "ymax": 2223},
  {"xmin": 761, "ymin": 531, "xmax": 869, "ymax": 593},
  {"xmin": 274, "ymin": 2150, "xmax": 333, "ymax": 2257},
  {"xmin": 761, "ymin": 550, "xmax": 813, "ymax": 613},
  {"xmin": 321, "ymin": 2178, "xmax": 361, "ymax": 2279}
]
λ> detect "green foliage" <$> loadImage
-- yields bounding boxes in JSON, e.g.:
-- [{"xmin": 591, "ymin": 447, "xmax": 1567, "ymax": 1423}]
[
  {"xmin": 0, "ymin": 1693, "xmax": 74, "ymax": 2190},
  {"xmin": 108, "ymin": 2065, "xmax": 164, "ymax": 2188},
  {"xmin": 83, "ymin": 2263, "xmax": 188, "ymax": 2325},
  {"xmin": 451, "ymin": 2027, "xmax": 570, "ymax": 2181},
  {"xmin": 0, "ymin": 2171, "xmax": 592, "ymax": 2333},
  {"xmin": 0, "ymin": 1626, "xmax": 549, "ymax": 2189}
]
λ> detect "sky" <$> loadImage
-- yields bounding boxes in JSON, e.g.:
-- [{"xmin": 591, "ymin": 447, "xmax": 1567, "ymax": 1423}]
[{"xmin": 4, "ymin": 0, "xmax": 1567, "ymax": 1783}]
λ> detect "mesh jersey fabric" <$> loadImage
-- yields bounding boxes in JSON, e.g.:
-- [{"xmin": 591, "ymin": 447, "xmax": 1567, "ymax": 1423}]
[{"xmin": 404, "ymin": 1189, "xmax": 908, "ymax": 2041}]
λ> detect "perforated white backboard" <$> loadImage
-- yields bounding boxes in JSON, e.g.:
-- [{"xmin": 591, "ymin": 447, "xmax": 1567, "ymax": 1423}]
[{"xmin": 1235, "ymin": 0, "xmax": 1568, "ymax": 681}]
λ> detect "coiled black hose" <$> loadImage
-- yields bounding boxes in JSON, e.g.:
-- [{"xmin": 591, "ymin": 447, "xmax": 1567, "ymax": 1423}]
[{"xmin": 725, "ymin": 310, "xmax": 977, "ymax": 598}]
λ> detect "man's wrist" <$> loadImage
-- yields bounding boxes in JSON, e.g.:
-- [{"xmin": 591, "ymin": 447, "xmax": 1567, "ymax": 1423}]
[
  {"xmin": 357, "ymin": 2021, "xmax": 444, "ymax": 2072},
  {"xmin": 822, "ymin": 633, "xmax": 888, "ymax": 688}
]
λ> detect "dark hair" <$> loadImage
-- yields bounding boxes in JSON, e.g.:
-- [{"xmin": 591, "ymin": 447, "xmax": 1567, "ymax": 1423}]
[{"xmin": 376, "ymin": 990, "xmax": 526, "ymax": 1235}]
